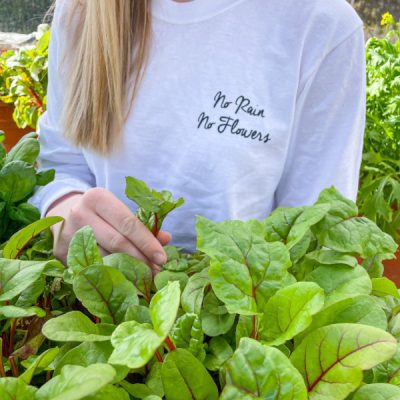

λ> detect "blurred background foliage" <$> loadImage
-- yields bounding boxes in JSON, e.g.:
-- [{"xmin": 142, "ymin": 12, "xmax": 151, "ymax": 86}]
[{"xmin": 0, "ymin": 0, "xmax": 398, "ymax": 34}]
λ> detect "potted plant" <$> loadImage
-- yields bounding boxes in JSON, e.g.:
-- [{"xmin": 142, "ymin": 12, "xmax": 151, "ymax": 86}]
[
  {"xmin": 358, "ymin": 13, "xmax": 400, "ymax": 284},
  {"xmin": 0, "ymin": 25, "xmax": 49, "ymax": 151}
]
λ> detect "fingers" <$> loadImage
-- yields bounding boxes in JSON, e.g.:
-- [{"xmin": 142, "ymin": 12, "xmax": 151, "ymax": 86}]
[
  {"xmin": 157, "ymin": 230, "xmax": 172, "ymax": 246},
  {"xmin": 84, "ymin": 189, "xmax": 168, "ymax": 265},
  {"xmin": 87, "ymin": 216, "xmax": 154, "ymax": 266}
]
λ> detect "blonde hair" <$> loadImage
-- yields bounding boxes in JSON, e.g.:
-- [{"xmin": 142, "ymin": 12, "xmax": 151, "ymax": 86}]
[{"xmin": 59, "ymin": 0, "xmax": 151, "ymax": 154}]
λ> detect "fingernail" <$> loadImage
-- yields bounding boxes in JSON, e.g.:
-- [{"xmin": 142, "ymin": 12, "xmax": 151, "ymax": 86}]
[{"xmin": 153, "ymin": 252, "xmax": 166, "ymax": 265}]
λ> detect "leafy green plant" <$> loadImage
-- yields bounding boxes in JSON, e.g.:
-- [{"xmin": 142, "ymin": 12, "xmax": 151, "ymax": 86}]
[
  {"xmin": 358, "ymin": 13, "xmax": 400, "ymax": 241},
  {"xmin": 0, "ymin": 25, "xmax": 49, "ymax": 129},
  {"xmin": 0, "ymin": 131, "xmax": 54, "ymax": 245},
  {"xmin": 0, "ymin": 172, "xmax": 399, "ymax": 399}
]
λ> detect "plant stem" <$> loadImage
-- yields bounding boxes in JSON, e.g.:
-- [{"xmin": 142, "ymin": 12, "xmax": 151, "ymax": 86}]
[
  {"xmin": 251, "ymin": 315, "xmax": 258, "ymax": 340},
  {"xmin": 0, "ymin": 344, "xmax": 5, "ymax": 377},
  {"xmin": 155, "ymin": 350, "xmax": 163, "ymax": 363},
  {"xmin": 9, "ymin": 356, "xmax": 19, "ymax": 377},
  {"xmin": 9, "ymin": 319, "xmax": 16, "ymax": 355},
  {"xmin": 153, "ymin": 213, "xmax": 159, "ymax": 237},
  {"xmin": 165, "ymin": 336, "xmax": 176, "ymax": 352}
]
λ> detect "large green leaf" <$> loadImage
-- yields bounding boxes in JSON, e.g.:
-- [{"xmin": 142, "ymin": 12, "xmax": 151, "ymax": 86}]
[
  {"xmin": 259, "ymin": 282, "xmax": 324, "ymax": 345},
  {"xmin": 5, "ymin": 137, "xmax": 39, "ymax": 164},
  {"xmin": 196, "ymin": 216, "xmax": 291, "ymax": 315},
  {"xmin": 73, "ymin": 265, "xmax": 138, "ymax": 324},
  {"xmin": 109, "ymin": 321, "xmax": 163, "ymax": 369},
  {"xmin": 220, "ymin": 338, "xmax": 307, "ymax": 399},
  {"xmin": 0, "ymin": 378, "xmax": 37, "ymax": 399},
  {"xmin": 109, "ymin": 282, "xmax": 180, "ymax": 369},
  {"xmin": 352, "ymin": 383, "xmax": 400, "ymax": 399},
  {"xmin": 35, "ymin": 364, "xmax": 116, "ymax": 400},
  {"xmin": 103, "ymin": 253, "xmax": 152, "ymax": 302},
  {"xmin": 42, "ymin": 311, "xmax": 112, "ymax": 342},
  {"xmin": 54, "ymin": 342, "xmax": 128, "ymax": 383},
  {"xmin": 305, "ymin": 265, "xmax": 372, "ymax": 306},
  {"xmin": 0, "ymin": 258, "xmax": 52, "ymax": 301},
  {"xmin": 3, "ymin": 216, "xmax": 63, "ymax": 259},
  {"xmin": 181, "ymin": 268, "xmax": 209, "ymax": 314},
  {"xmin": 290, "ymin": 323, "xmax": 397, "ymax": 400},
  {"xmin": 313, "ymin": 187, "xmax": 397, "ymax": 258},
  {"xmin": 261, "ymin": 204, "xmax": 329, "ymax": 249},
  {"xmin": 0, "ymin": 161, "xmax": 36, "ymax": 203},
  {"xmin": 67, "ymin": 226, "xmax": 102, "ymax": 274},
  {"xmin": 161, "ymin": 349, "xmax": 218, "ymax": 400},
  {"xmin": 296, "ymin": 295, "xmax": 388, "ymax": 344}
]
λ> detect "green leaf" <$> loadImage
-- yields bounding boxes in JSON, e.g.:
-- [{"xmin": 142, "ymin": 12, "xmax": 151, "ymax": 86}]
[
  {"xmin": 124, "ymin": 304, "xmax": 151, "ymax": 324},
  {"xmin": 372, "ymin": 277, "xmax": 400, "ymax": 298},
  {"xmin": 181, "ymin": 268, "xmax": 209, "ymax": 314},
  {"xmin": 0, "ymin": 378, "xmax": 37, "ymax": 399},
  {"xmin": 125, "ymin": 176, "xmax": 184, "ymax": 234},
  {"xmin": 35, "ymin": 364, "xmax": 116, "ymax": 400},
  {"xmin": 259, "ymin": 282, "xmax": 324, "ymax": 345},
  {"xmin": 67, "ymin": 226, "xmax": 102, "ymax": 274},
  {"xmin": 305, "ymin": 265, "xmax": 372, "ymax": 306},
  {"xmin": 109, "ymin": 282, "xmax": 181, "ymax": 369},
  {"xmin": 8, "ymin": 202, "xmax": 40, "ymax": 225},
  {"xmin": 305, "ymin": 249, "xmax": 359, "ymax": 268},
  {"xmin": 0, "ymin": 305, "xmax": 45, "ymax": 320},
  {"xmin": 20, "ymin": 347, "xmax": 59, "ymax": 384},
  {"xmin": 352, "ymin": 383, "xmax": 400, "ymax": 399},
  {"xmin": 3, "ymin": 216, "xmax": 63, "ymax": 259},
  {"xmin": 84, "ymin": 385, "xmax": 130, "ymax": 400},
  {"xmin": 103, "ymin": 253, "xmax": 152, "ymax": 301},
  {"xmin": 36, "ymin": 169, "xmax": 55, "ymax": 186},
  {"xmin": 0, "ymin": 259, "xmax": 53, "ymax": 301},
  {"xmin": 73, "ymin": 265, "xmax": 138, "ymax": 324},
  {"xmin": 200, "ymin": 292, "xmax": 235, "ymax": 337},
  {"xmin": 54, "ymin": 342, "xmax": 128, "ymax": 383},
  {"xmin": 196, "ymin": 216, "xmax": 291, "ymax": 315},
  {"xmin": 42, "ymin": 311, "xmax": 112, "ymax": 342},
  {"xmin": 154, "ymin": 270, "xmax": 188, "ymax": 291},
  {"xmin": 313, "ymin": 187, "xmax": 397, "ymax": 258},
  {"xmin": 296, "ymin": 295, "xmax": 388, "ymax": 345},
  {"xmin": 171, "ymin": 313, "xmax": 205, "ymax": 360},
  {"xmin": 373, "ymin": 344, "xmax": 400, "ymax": 386},
  {"xmin": 150, "ymin": 281, "xmax": 181, "ymax": 337},
  {"xmin": 204, "ymin": 337, "xmax": 233, "ymax": 371},
  {"xmin": 290, "ymin": 323, "xmax": 397, "ymax": 400},
  {"xmin": 109, "ymin": 321, "xmax": 163, "ymax": 369},
  {"xmin": 220, "ymin": 338, "xmax": 307, "ymax": 400},
  {"xmin": 162, "ymin": 348, "xmax": 218, "ymax": 400},
  {"xmin": 0, "ymin": 161, "xmax": 37, "ymax": 203},
  {"xmin": 5, "ymin": 137, "xmax": 39, "ymax": 165}
]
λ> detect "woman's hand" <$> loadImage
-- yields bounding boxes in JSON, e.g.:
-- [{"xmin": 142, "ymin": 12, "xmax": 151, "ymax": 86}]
[{"xmin": 46, "ymin": 188, "xmax": 171, "ymax": 270}]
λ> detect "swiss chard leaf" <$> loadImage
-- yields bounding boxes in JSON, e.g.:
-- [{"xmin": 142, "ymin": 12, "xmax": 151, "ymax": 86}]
[
  {"xmin": 197, "ymin": 216, "xmax": 291, "ymax": 315},
  {"xmin": 221, "ymin": 338, "xmax": 307, "ymax": 399},
  {"xmin": 290, "ymin": 323, "xmax": 397, "ymax": 400}
]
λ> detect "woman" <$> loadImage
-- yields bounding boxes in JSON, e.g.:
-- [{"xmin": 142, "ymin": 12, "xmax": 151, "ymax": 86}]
[{"xmin": 31, "ymin": 0, "xmax": 366, "ymax": 268}]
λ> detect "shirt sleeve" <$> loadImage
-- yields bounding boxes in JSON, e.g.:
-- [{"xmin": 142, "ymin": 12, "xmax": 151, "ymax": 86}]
[
  {"xmin": 274, "ymin": 25, "xmax": 366, "ymax": 208},
  {"xmin": 29, "ymin": 0, "xmax": 95, "ymax": 217}
]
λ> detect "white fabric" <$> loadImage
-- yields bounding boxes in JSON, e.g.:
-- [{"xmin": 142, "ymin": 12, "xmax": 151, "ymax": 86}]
[{"xmin": 30, "ymin": 0, "xmax": 366, "ymax": 252}]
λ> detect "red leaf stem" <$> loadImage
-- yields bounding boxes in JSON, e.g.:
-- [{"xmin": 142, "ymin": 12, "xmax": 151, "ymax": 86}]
[
  {"xmin": 165, "ymin": 336, "xmax": 176, "ymax": 352},
  {"xmin": 155, "ymin": 350, "xmax": 163, "ymax": 363},
  {"xmin": 9, "ymin": 356, "xmax": 19, "ymax": 377}
]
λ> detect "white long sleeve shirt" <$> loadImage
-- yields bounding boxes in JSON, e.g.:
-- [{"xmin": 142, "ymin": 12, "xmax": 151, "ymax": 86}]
[{"xmin": 30, "ymin": 0, "xmax": 366, "ymax": 252}]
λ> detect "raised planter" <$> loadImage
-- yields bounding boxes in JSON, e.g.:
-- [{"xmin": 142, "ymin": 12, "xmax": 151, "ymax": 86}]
[
  {"xmin": 384, "ymin": 248, "xmax": 400, "ymax": 286},
  {"xmin": 0, "ymin": 102, "xmax": 31, "ymax": 151}
]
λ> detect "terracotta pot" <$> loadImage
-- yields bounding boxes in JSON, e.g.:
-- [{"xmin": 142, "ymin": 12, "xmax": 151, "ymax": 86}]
[
  {"xmin": 383, "ymin": 248, "xmax": 400, "ymax": 287},
  {"xmin": 0, "ymin": 102, "xmax": 31, "ymax": 151}
]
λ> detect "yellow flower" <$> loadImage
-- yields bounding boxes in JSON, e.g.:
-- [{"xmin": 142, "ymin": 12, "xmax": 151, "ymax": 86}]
[{"xmin": 381, "ymin": 12, "xmax": 395, "ymax": 27}]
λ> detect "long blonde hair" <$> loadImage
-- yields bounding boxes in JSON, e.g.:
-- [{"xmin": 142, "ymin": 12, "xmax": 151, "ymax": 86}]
[{"xmin": 59, "ymin": 0, "xmax": 151, "ymax": 154}]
